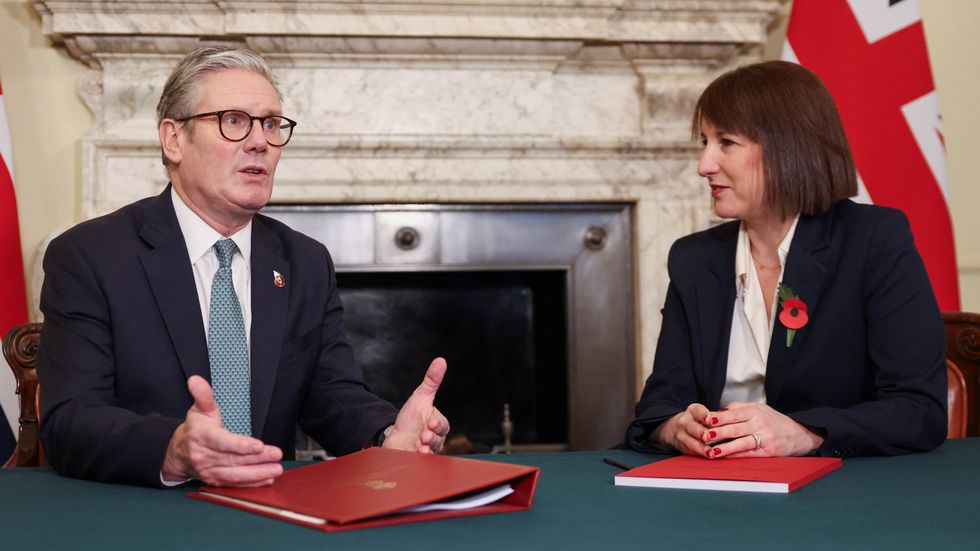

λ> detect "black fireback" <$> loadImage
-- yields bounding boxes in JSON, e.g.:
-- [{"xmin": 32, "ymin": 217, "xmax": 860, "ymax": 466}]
[{"xmin": 337, "ymin": 270, "xmax": 568, "ymax": 449}]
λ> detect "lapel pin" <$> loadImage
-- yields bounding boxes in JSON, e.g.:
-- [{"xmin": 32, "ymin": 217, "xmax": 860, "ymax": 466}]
[{"xmin": 273, "ymin": 270, "xmax": 285, "ymax": 288}]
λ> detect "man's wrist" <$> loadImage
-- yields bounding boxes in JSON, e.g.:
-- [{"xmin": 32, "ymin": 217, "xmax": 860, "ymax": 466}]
[
  {"xmin": 374, "ymin": 424, "xmax": 395, "ymax": 448},
  {"xmin": 160, "ymin": 471, "xmax": 192, "ymax": 487}
]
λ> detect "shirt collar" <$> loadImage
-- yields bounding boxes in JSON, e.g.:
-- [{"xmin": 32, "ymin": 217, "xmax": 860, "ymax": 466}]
[
  {"xmin": 734, "ymin": 214, "xmax": 801, "ymax": 283},
  {"xmin": 171, "ymin": 188, "xmax": 252, "ymax": 267},
  {"xmin": 777, "ymin": 215, "xmax": 800, "ymax": 268}
]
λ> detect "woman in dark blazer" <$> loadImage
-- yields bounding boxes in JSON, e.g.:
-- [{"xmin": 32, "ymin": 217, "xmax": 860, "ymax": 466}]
[{"xmin": 626, "ymin": 61, "xmax": 947, "ymax": 459}]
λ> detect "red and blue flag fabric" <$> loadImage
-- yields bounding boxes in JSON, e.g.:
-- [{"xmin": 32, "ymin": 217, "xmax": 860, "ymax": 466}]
[
  {"xmin": 784, "ymin": 0, "xmax": 959, "ymax": 310},
  {"xmin": 0, "ymin": 76, "xmax": 28, "ymax": 461}
]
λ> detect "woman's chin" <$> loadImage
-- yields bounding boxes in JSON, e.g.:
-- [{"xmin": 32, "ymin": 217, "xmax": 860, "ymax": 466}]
[{"xmin": 711, "ymin": 205, "xmax": 739, "ymax": 220}]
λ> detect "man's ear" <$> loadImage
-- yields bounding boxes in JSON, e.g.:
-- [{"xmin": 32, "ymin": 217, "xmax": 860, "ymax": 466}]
[{"xmin": 159, "ymin": 119, "xmax": 182, "ymax": 165}]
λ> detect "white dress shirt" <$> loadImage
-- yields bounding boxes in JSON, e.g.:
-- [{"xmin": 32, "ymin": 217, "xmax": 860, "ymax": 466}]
[
  {"xmin": 171, "ymin": 191, "xmax": 252, "ymax": 350},
  {"xmin": 720, "ymin": 216, "xmax": 799, "ymax": 407}
]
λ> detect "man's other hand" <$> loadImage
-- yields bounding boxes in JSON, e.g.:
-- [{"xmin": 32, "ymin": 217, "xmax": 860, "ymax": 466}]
[
  {"xmin": 161, "ymin": 375, "xmax": 283, "ymax": 486},
  {"xmin": 384, "ymin": 357, "xmax": 451, "ymax": 454}
]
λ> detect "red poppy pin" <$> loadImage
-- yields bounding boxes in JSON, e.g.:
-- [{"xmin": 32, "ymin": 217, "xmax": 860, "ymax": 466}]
[
  {"xmin": 777, "ymin": 283, "xmax": 808, "ymax": 347},
  {"xmin": 273, "ymin": 270, "xmax": 285, "ymax": 288}
]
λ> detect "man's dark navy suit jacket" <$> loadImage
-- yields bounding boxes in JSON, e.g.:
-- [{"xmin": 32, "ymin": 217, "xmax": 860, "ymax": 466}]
[{"xmin": 38, "ymin": 187, "xmax": 397, "ymax": 486}]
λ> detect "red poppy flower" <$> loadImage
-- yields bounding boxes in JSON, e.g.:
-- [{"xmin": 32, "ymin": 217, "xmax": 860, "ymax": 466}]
[{"xmin": 779, "ymin": 297, "xmax": 809, "ymax": 330}]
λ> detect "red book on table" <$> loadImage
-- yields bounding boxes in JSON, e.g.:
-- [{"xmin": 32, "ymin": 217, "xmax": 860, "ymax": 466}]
[
  {"xmin": 189, "ymin": 447, "xmax": 540, "ymax": 532},
  {"xmin": 614, "ymin": 455, "xmax": 841, "ymax": 493}
]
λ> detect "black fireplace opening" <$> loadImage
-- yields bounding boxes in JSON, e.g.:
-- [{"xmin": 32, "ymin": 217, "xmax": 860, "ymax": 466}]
[{"xmin": 336, "ymin": 269, "xmax": 568, "ymax": 451}]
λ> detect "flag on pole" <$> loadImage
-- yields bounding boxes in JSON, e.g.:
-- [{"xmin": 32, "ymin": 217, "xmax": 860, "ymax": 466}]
[
  {"xmin": 0, "ymin": 76, "xmax": 29, "ymax": 461},
  {"xmin": 784, "ymin": 0, "xmax": 960, "ymax": 310}
]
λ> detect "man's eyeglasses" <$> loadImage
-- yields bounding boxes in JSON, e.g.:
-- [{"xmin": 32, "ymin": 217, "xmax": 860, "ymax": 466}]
[{"xmin": 176, "ymin": 110, "xmax": 298, "ymax": 147}]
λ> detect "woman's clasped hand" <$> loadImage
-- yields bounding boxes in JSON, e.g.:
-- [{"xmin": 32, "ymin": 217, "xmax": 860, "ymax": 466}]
[{"xmin": 655, "ymin": 402, "xmax": 824, "ymax": 459}]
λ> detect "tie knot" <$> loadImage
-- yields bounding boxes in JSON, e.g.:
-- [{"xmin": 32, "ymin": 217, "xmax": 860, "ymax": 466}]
[{"xmin": 213, "ymin": 239, "xmax": 237, "ymax": 268}]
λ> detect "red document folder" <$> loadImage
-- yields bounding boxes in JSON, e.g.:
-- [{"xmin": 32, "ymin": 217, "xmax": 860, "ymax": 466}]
[
  {"xmin": 189, "ymin": 448, "xmax": 540, "ymax": 532},
  {"xmin": 614, "ymin": 455, "xmax": 841, "ymax": 493}
]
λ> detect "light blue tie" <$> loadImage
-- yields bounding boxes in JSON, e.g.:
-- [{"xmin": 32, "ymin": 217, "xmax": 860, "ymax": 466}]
[{"xmin": 208, "ymin": 238, "xmax": 251, "ymax": 435}]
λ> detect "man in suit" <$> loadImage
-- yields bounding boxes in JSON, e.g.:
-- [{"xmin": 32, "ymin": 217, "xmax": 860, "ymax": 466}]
[{"xmin": 38, "ymin": 46, "xmax": 449, "ymax": 487}]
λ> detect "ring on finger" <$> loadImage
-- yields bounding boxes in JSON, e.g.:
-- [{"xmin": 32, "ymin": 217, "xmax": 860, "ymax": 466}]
[{"xmin": 751, "ymin": 433, "xmax": 762, "ymax": 450}]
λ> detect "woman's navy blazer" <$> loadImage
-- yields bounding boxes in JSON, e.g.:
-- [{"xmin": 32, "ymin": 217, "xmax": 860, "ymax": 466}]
[{"xmin": 627, "ymin": 199, "xmax": 947, "ymax": 457}]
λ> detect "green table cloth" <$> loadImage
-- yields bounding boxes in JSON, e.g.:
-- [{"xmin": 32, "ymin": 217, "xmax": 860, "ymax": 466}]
[{"xmin": 3, "ymin": 439, "xmax": 979, "ymax": 550}]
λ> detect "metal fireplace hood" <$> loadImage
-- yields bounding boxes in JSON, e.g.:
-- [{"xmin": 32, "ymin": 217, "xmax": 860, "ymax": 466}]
[{"xmin": 264, "ymin": 203, "xmax": 633, "ymax": 450}]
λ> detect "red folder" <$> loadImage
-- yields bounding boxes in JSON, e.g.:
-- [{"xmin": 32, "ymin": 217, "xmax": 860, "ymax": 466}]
[
  {"xmin": 615, "ymin": 455, "xmax": 841, "ymax": 493},
  {"xmin": 189, "ymin": 448, "xmax": 540, "ymax": 532}
]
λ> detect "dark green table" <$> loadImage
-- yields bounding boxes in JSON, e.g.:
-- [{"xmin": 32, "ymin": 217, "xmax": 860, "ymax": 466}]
[{"xmin": 3, "ymin": 439, "xmax": 979, "ymax": 550}]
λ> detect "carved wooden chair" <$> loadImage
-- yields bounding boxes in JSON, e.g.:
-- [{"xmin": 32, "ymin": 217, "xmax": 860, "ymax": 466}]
[
  {"xmin": 3, "ymin": 323, "xmax": 43, "ymax": 467},
  {"xmin": 942, "ymin": 312, "xmax": 980, "ymax": 438},
  {"xmin": 947, "ymin": 359, "xmax": 968, "ymax": 439}
]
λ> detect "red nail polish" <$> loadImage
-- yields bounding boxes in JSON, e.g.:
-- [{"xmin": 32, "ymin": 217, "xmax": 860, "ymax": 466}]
[
  {"xmin": 713, "ymin": 448, "xmax": 722, "ymax": 456},
  {"xmin": 709, "ymin": 431, "xmax": 717, "ymax": 439},
  {"xmin": 719, "ymin": 408, "xmax": 729, "ymax": 412},
  {"xmin": 711, "ymin": 417, "xmax": 719, "ymax": 425}
]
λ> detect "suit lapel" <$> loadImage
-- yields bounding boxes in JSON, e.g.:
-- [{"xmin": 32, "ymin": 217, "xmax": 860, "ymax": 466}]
[
  {"xmin": 765, "ymin": 207, "xmax": 837, "ymax": 402},
  {"xmin": 138, "ymin": 186, "xmax": 210, "ymax": 382},
  {"xmin": 698, "ymin": 223, "xmax": 738, "ymax": 408},
  {"xmin": 249, "ymin": 216, "xmax": 290, "ymax": 440}
]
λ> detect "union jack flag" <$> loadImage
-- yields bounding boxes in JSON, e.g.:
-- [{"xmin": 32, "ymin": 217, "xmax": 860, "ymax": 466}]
[
  {"xmin": 0, "ymin": 76, "xmax": 27, "ymax": 461},
  {"xmin": 785, "ymin": 0, "xmax": 959, "ymax": 310}
]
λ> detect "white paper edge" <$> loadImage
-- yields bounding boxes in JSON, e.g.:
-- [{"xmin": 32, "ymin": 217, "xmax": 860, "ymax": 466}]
[
  {"xmin": 614, "ymin": 476, "xmax": 789, "ymax": 494},
  {"xmin": 202, "ymin": 492, "xmax": 328, "ymax": 525},
  {"xmin": 398, "ymin": 484, "xmax": 515, "ymax": 513}
]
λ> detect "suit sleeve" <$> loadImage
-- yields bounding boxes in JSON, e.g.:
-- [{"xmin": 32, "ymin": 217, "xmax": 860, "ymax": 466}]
[
  {"xmin": 38, "ymin": 233, "xmax": 182, "ymax": 487},
  {"xmin": 625, "ymin": 244, "xmax": 705, "ymax": 453},
  {"xmin": 296, "ymin": 245, "xmax": 398, "ymax": 455},
  {"xmin": 787, "ymin": 210, "xmax": 947, "ymax": 456}
]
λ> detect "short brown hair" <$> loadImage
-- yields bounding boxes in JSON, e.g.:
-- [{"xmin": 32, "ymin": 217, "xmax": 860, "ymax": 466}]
[{"xmin": 692, "ymin": 60, "xmax": 857, "ymax": 218}]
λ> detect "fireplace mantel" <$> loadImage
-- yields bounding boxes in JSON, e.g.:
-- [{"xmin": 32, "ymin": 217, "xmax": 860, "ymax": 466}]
[
  {"xmin": 34, "ymin": 0, "xmax": 787, "ymax": 389},
  {"xmin": 37, "ymin": 1, "xmax": 782, "ymax": 52}
]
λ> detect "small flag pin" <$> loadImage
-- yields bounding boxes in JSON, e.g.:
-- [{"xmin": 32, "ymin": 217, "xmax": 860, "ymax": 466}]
[{"xmin": 273, "ymin": 270, "xmax": 285, "ymax": 288}]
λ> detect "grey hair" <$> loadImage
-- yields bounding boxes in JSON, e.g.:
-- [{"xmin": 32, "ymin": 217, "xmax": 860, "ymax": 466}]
[{"xmin": 156, "ymin": 46, "xmax": 282, "ymax": 166}]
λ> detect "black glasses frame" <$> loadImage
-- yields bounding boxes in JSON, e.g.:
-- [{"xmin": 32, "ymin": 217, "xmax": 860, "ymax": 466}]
[{"xmin": 176, "ymin": 110, "xmax": 298, "ymax": 146}]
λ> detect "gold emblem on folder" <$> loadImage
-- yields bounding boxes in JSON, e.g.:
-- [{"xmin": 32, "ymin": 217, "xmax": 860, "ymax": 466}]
[{"xmin": 363, "ymin": 480, "xmax": 397, "ymax": 490}]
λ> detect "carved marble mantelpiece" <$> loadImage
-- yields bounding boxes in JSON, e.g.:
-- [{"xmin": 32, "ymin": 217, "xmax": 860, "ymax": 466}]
[{"xmin": 35, "ymin": 0, "xmax": 787, "ymax": 387}]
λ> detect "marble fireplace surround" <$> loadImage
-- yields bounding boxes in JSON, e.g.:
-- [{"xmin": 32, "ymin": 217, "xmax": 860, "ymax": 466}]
[{"xmin": 34, "ymin": 0, "xmax": 785, "ymax": 409}]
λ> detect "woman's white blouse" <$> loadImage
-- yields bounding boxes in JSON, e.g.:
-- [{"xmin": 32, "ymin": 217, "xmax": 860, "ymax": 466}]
[{"xmin": 720, "ymin": 216, "xmax": 800, "ymax": 407}]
